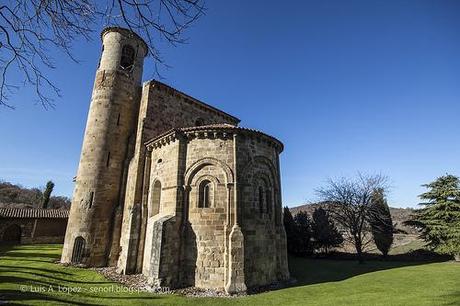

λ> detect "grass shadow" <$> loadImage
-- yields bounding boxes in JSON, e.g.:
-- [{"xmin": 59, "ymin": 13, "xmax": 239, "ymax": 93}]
[
  {"xmin": 0, "ymin": 251, "xmax": 61, "ymax": 259},
  {"xmin": 0, "ymin": 275, "xmax": 66, "ymax": 289},
  {"xmin": 0, "ymin": 290, "xmax": 93, "ymax": 305},
  {"xmin": 0, "ymin": 264, "xmax": 72, "ymax": 276},
  {"xmin": 0, "ymin": 267, "xmax": 112, "ymax": 284}
]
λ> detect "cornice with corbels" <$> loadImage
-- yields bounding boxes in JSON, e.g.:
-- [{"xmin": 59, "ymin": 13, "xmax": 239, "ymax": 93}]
[{"xmin": 145, "ymin": 126, "xmax": 283, "ymax": 153}]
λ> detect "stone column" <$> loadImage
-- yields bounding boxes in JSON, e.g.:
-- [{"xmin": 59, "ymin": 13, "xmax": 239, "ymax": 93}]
[
  {"xmin": 225, "ymin": 133, "xmax": 247, "ymax": 294},
  {"xmin": 275, "ymin": 151, "xmax": 290, "ymax": 280},
  {"xmin": 178, "ymin": 185, "xmax": 191, "ymax": 286},
  {"xmin": 135, "ymin": 148, "xmax": 152, "ymax": 272}
]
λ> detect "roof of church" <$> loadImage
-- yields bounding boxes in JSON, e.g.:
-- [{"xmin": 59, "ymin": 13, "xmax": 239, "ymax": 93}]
[
  {"xmin": 145, "ymin": 123, "xmax": 284, "ymax": 152},
  {"xmin": 0, "ymin": 208, "xmax": 69, "ymax": 219},
  {"xmin": 145, "ymin": 80, "xmax": 241, "ymax": 124}
]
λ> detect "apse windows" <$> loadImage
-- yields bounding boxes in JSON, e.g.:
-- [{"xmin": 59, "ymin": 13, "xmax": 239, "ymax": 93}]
[
  {"xmin": 258, "ymin": 186, "xmax": 264, "ymax": 214},
  {"xmin": 266, "ymin": 189, "xmax": 272, "ymax": 215},
  {"xmin": 198, "ymin": 180, "xmax": 212, "ymax": 208}
]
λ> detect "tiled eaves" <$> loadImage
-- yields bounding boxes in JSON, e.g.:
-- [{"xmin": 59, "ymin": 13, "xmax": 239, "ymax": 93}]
[{"xmin": 0, "ymin": 208, "xmax": 69, "ymax": 219}]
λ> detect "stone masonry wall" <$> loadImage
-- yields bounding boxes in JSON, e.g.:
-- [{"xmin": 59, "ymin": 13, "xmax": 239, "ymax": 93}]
[
  {"xmin": 139, "ymin": 127, "xmax": 289, "ymax": 292},
  {"xmin": 142, "ymin": 140, "xmax": 182, "ymax": 283},
  {"xmin": 0, "ymin": 218, "xmax": 67, "ymax": 244},
  {"xmin": 119, "ymin": 81, "xmax": 239, "ymax": 273},
  {"xmin": 183, "ymin": 136, "xmax": 235, "ymax": 289},
  {"xmin": 237, "ymin": 134, "xmax": 290, "ymax": 288}
]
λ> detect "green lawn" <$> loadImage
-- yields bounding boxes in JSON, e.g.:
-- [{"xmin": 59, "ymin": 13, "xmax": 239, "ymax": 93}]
[{"xmin": 0, "ymin": 244, "xmax": 459, "ymax": 305}]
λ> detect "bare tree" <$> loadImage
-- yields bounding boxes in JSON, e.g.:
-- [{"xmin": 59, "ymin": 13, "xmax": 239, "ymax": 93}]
[
  {"xmin": 316, "ymin": 173, "xmax": 387, "ymax": 262},
  {"xmin": 0, "ymin": 0, "xmax": 205, "ymax": 109}
]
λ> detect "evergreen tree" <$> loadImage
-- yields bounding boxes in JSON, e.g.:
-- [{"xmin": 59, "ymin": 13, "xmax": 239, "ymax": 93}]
[
  {"xmin": 41, "ymin": 180, "xmax": 55, "ymax": 209},
  {"xmin": 293, "ymin": 211, "xmax": 313, "ymax": 256},
  {"xmin": 283, "ymin": 207, "xmax": 298, "ymax": 255},
  {"xmin": 312, "ymin": 207, "xmax": 344, "ymax": 254},
  {"xmin": 368, "ymin": 188, "xmax": 394, "ymax": 257},
  {"xmin": 406, "ymin": 174, "xmax": 460, "ymax": 259}
]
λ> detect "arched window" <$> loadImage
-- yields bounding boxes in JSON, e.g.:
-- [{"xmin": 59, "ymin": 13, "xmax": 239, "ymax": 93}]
[
  {"xmin": 195, "ymin": 118, "xmax": 204, "ymax": 126},
  {"xmin": 120, "ymin": 45, "xmax": 135, "ymax": 70},
  {"xmin": 150, "ymin": 181, "xmax": 162, "ymax": 217},
  {"xmin": 198, "ymin": 180, "xmax": 212, "ymax": 208},
  {"xmin": 266, "ymin": 189, "xmax": 272, "ymax": 215},
  {"xmin": 258, "ymin": 186, "xmax": 264, "ymax": 213},
  {"xmin": 71, "ymin": 236, "xmax": 86, "ymax": 264}
]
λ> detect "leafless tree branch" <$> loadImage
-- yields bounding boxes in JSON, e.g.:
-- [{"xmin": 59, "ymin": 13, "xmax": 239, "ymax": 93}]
[
  {"xmin": 316, "ymin": 173, "xmax": 388, "ymax": 262},
  {"xmin": 0, "ymin": 0, "xmax": 205, "ymax": 109}
]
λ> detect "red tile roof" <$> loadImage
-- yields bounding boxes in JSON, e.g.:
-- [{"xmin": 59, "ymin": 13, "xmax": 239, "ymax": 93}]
[{"xmin": 0, "ymin": 208, "xmax": 69, "ymax": 219}]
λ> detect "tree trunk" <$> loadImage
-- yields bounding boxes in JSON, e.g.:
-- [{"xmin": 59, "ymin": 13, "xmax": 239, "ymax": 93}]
[{"xmin": 354, "ymin": 236, "xmax": 363, "ymax": 263}]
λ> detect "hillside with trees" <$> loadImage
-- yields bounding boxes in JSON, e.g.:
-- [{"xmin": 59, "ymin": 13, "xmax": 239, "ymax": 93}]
[{"xmin": 0, "ymin": 180, "xmax": 70, "ymax": 209}]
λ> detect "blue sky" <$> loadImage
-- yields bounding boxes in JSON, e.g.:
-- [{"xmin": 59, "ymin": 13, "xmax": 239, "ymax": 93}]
[{"xmin": 1, "ymin": 0, "xmax": 459, "ymax": 208}]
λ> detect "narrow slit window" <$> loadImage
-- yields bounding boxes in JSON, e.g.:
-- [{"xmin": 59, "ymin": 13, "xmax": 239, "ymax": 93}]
[
  {"xmin": 203, "ymin": 184, "xmax": 210, "ymax": 207},
  {"xmin": 116, "ymin": 113, "xmax": 120, "ymax": 126},
  {"xmin": 88, "ymin": 191, "xmax": 94, "ymax": 208},
  {"xmin": 106, "ymin": 152, "xmax": 111, "ymax": 167}
]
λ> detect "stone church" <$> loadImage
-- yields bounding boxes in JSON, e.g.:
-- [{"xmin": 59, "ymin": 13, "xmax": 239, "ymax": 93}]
[{"xmin": 61, "ymin": 27, "xmax": 289, "ymax": 294}]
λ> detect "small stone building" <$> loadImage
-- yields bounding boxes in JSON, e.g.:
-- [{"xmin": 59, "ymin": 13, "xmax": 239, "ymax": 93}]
[
  {"xmin": 61, "ymin": 27, "xmax": 289, "ymax": 293},
  {"xmin": 0, "ymin": 208, "xmax": 68, "ymax": 244}
]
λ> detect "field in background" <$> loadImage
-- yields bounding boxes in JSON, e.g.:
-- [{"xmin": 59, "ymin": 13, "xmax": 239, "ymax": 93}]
[{"xmin": 0, "ymin": 244, "xmax": 459, "ymax": 305}]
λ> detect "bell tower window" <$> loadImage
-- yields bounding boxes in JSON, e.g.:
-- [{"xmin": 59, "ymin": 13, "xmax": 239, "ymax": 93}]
[{"xmin": 120, "ymin": 45, "xmax": 135, "ymax": 70}]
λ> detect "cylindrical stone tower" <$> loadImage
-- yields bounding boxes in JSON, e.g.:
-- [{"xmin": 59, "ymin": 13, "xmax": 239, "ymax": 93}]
[{"xmin": 61, "ymin": 27, "xmax": 148, "ymax": 267}]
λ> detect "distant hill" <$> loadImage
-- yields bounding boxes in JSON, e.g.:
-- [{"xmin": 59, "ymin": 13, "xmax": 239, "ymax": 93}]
[
  {"xmin": 289, "ymin": 202, "xmax": 418, "ymax": 235},
  {"xmin": 0, "ymin": 180, "xmax": 70, "ymax": 209}
]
